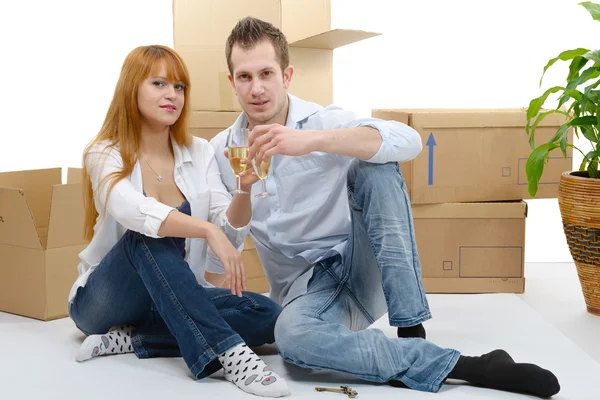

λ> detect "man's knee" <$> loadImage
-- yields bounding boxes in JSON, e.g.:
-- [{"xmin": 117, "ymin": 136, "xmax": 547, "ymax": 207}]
[
  {"xmin": 347, "ymin": 160, "xmax": 401, "ymax": 188},
  {"xmin": 274, "ymin": 310, "xmax": 314, "ymax": 361}
]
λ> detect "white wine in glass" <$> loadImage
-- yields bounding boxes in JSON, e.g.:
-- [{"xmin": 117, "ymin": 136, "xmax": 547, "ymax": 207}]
[
  {"xmin": 253, "ymin": 149, "xmax": 274, "ymax": 198},
  {"xmin": 227, "ymin": 128, "xmax": 250, "ymax": 194}
]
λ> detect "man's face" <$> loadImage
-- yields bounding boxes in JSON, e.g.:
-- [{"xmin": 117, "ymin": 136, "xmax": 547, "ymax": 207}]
[{"xmin": 229, "ymin": 39, "xmax": 293, "ymax": 127}]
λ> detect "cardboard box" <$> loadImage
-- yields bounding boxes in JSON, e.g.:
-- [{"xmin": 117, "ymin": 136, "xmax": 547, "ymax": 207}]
[
  {"xmin": 241, "ymin": 237, "xmax": 269, "ymax": 293},
  {"xmin": 189, "ymin": 111, "xmax": 240, "ymax": 141},
  {"xmin": 173, "ymin": 0, "xmax": 380, "ymax": 111},
  {"xmin": 413, "ymin": 201, "xmax": 527, "ymax": 293},
  {"xmin": 0, "ymin": 168, "xmax": 87, "ymax": 321},
  {"xmin": 372, "ymin": 109, "xmax": 573, "ymax": 204}
]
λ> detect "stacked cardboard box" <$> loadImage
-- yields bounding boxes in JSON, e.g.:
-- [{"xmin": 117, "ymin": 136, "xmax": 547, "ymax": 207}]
[
  {"xmin": 0, "ymin": 168, "xmax": 87, "ymax": 320},
  {"xmin": 173, "ymin": 0, "xmax": 380, "ymax": 292},
  {"xmin": 372, "ymin": 109, "xmax": 572, "ymax": 293}
]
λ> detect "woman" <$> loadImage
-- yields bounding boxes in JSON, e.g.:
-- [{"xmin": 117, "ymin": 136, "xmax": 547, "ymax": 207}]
[{"xmin": 68, "ymin": 45, "xmax": 289, "ymax": 398}]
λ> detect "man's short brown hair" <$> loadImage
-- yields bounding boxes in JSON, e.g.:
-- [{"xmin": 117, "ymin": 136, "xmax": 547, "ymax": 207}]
[{"xmin": 226, "ymin": 17, "xmax": 289, "ymax": 74}]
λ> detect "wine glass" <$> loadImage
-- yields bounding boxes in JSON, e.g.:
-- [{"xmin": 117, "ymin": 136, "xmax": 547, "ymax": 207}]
[
  {"xmin": 227, "ymin": 127, "xmax": 250, "ymax": 194},
  {"xmin": 253, "ymin": 148, "xmax": 274, "ymax": 198}
]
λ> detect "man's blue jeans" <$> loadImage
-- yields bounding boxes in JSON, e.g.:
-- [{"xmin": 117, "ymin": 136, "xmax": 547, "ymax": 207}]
[
  {"xmin": 69, "ymin": 230, "xmax": 282, "ymax": 379},
  {"xmin": 274, "ymin": 160, "xmax": 460, "ymax": 393}
]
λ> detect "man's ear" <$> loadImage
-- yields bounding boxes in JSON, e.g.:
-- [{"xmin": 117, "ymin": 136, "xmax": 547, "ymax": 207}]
[
  {"xmin": 283, "ymin": 65, "xmax": 294, "ymax": 89},
  {"xmin": 228, "ymin": 73, "xmax": 237, "ymax": 95}
]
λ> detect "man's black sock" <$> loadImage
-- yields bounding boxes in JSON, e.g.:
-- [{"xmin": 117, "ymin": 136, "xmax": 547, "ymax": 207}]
[
  {"xmin": 448, "ymin": 350, "xmax": 560, "ymax": 398},
  {"xmin": 397, "ymin": 323, "xmax": 426, "ymax": 339}
]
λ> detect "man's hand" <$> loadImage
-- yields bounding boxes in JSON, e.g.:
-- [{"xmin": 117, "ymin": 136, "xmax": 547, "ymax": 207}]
[{"xmin": 249, "ymin": 124, "xmax": 319, "ymax": 164}]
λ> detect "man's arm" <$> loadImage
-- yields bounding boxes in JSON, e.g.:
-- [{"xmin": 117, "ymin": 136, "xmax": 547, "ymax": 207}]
[{"xmin": 249, "ymin": 107, "xmax": 423, "ymax": 164}]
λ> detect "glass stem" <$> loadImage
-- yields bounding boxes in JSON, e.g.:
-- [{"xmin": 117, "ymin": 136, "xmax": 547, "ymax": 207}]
[
  {"xmin": 262, "ymin": 179, "xmax": 268, "ymax": 193},
  {"xmin": 237, "ymin": 176, "xmax": 242, "ymax": 193}
]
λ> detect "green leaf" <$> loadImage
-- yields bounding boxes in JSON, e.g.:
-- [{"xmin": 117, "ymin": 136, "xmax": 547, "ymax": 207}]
[
  {"xmin": 581, "ymin": 125, "xmax": 598, "ymax": 142},
  {"xmin": 565, "ymin": 67, "xmax": 600, "ymax": 93},
  {"xmin": 580, "ymin": 2, "xmax": 600, "ymax": 21},
  {"xmin": 568, "ymin": 115, "xmax": 598, "ymax": 127},
  {"xmin": 526, "ymin": 86, "xmax": 564, "ymax": 131},
  {"xmin": 580, "ymin": 80, "xmax": 600, "ymax": 113},
  {"xmin": 550, "ymin": 124, "xmax": 571, "ymax": 143},
  {"xmin": 529, "ymin": 110, "xmax": 570, "ymax": 149},
  {"xmin": 539, "ymin": 48, "xmax": 589, "ymax": 86},
  {"xmin": 582, "ymin": 149, "xmax": 600, "ymax": 178},
  {"xmin": 560, "ymin": 135, "xmax": 568, "ymax": 156},
  {"xmin": 584, "ymin": 49, "xmax": 600, "ymax": 65},
  {"xmin": 557, "ymin": 89, "xmax": 583, "ymax": 109},
  {"xmin": 580, "ymin": 155, "xmax": 589, "ymax": 170},
  {"xmin": 568, "ymin": 56, "xmax": 590, "ymax": 82},
  {"xmin": 526, "ymin": 142, "xmax": 560, "ymax": 196}
]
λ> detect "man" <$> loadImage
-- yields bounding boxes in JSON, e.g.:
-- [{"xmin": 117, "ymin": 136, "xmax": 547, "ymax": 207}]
[{"xmin": 207, "ymin": 16, "xmax": 560, "ymax": 398}]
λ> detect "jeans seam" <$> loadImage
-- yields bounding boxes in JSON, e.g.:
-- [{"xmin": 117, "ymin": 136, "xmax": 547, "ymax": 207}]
[
  {"xmin": 136, "ymin": 234, "xmax": 212, "ymax": 354},
  {"xmin": 351, "ymin": 162, "xmax": 430, "ymax": 323},
  {"xmin": 210, "ymin": 293, "xmax": 260, "ymax": 308},
  {"xmin": 397, "ymin": 175, "xmax": 430, "ymax": 311},
  {"xmin": 218, "ymin": 306, "xmax": 256, "ymax": 317},
  {"xmin": 189, "ymin": 334, "xmax": 244, "ymax": 377},
  {"xmin": 313, "ymin": 268, "xmax": 345, "ymax": 319},
  {"xmin": 132, "ymin": 336, "xmax": 149, "ymax": 358},
  {"xmin": 340, "ymin": 284, "xmax": 376, "ymax": 325}
]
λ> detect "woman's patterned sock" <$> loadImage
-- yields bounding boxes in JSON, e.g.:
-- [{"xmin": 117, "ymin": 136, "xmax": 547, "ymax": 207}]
[
  {"xmin": 76, "ymin": 325, "xmax": 134, "ymax": 362},
  {"xmin": 218, "ymin": 343, "xmax": 290, "ymax": 397}
]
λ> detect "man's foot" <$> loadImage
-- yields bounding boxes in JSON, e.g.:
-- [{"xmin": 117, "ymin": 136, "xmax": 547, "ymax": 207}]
[
  {"xmin": 218, "ymin": 343, "xmax": 290, "ymax": 397},
  {"xmin": 448, "ymin": 349, "xmax": 560, "ymax": 398},
  {"xmin": 397, "ymin": 323, "xmax": 426, "ymax": 339},
  {"xmin": 76, "ymin": 325, "xmax": 134, "ymax": 362}
]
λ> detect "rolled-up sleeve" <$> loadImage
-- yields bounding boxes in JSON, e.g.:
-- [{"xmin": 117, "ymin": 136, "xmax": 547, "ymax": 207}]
[
  {"xmin": 86, "ymin": 146, "xmax": 174, "ymax": 238},
  {"xmin": 316, "ymin": 106, "xmax": 423, "ymax": 163}
]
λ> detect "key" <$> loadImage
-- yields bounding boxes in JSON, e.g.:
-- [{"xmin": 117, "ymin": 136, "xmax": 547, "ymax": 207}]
[{"xmin": 315, "ymin": 385, "xmax": 358, "ymax": 398}]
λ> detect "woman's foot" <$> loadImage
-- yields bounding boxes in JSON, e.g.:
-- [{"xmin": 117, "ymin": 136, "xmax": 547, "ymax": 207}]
[
  {"xmin": 218, "ymin": 343, "xmax": 290, "ymax": 397},
  {"xmin": 76, "ymin": 325, "xmax": 134, "ymax": 362}
]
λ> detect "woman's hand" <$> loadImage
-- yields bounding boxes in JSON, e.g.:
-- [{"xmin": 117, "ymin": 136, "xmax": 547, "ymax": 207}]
[
  {"xmin": 205, "ymin": 225, "xmax": 246, "ymax": 296},
  {"xmin": 224, "ymin": 149, "xmax": 260, "ymax": 192}
]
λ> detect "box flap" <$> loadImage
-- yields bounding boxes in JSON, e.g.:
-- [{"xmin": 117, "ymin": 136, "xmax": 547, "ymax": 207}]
[
  {"xmin": 404, "ymin": 109, "xmax": 565, "ymax": 129},
  {"xmin": 67, "ymin": 168, "xmax": 83, "ymax": 184},
  {"xmin": 0, "ymin": 188, "xmax": 43, "ymax": 249},
  {"xmin": 372, "ymin": 110, "xmax": 410, "ymax": 125},
  {"xmin": 290, "ymin": 29, "xmax": 380, "ymax": 50},
  {"xmin": 281, "ymin": 0, "xmax": 331, "ymax": 43},
  {"xmin": 47, "ymin": 184, "xmax": 87, "ymax": 249},
  {"xmin": 0, "ymin": 168, "xmax": 61, "ymax": 231},
  {"xmin": 412, "ymin": 201, "xmax": 527, "ymax": 219},
  {"xmin": 189, "ymin": 111, "xmax": 240, "ymax": 129}
]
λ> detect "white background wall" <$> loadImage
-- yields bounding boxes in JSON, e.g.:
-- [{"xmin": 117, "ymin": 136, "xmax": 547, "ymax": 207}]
[{"xmin": 1, "ymin": 0, "xmax": 597, "ymax": 263}]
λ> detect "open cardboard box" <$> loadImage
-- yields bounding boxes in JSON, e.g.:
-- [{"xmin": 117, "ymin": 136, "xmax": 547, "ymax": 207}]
[
  {"xmin": 0, "ymin": 168, "xmax": 86, "ymax": 320},
  {"xmin": 173, "ymin": 0, "xmax": 380, "ymax": 110}
]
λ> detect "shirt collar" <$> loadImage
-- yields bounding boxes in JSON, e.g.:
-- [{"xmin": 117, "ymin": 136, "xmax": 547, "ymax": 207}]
[
  {"xmin": 171, "ymin": 135, "xmax": 193, "ymax": 167},
  {"xmin": 231, "ymin": 94, "xmax": 322, "ymax": 133}
]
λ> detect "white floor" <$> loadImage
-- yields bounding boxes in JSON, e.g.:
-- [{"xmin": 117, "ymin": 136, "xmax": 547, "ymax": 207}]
[{"xmin": 1, "ymin": 263, "xmax": 599, "ymax": 400}]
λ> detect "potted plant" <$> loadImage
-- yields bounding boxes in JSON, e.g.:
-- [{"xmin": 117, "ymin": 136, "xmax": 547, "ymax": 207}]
[{"xmin": 526, "ymin": 1, "xmax": 600, "ymax": 316}]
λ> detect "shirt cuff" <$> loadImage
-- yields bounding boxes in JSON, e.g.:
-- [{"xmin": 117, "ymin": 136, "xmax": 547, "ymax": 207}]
[
  {"xmin": 221, "ymin": 215, "xmax": 251, "ymax": 247},
  {"xmin": 359, "ymin": 122, "xmax": 390, "ymax": 164}
]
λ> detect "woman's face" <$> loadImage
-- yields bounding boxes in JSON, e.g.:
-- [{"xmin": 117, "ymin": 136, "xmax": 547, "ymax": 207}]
[{"xmin": 137, "ymin": 62, "xmax": 185, "ymax": 130}]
